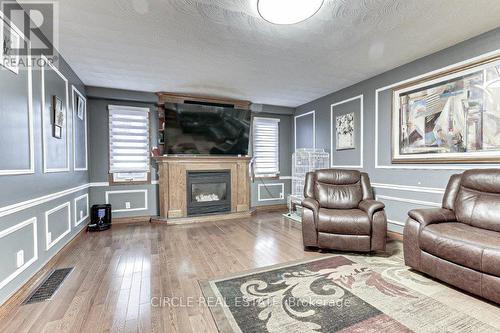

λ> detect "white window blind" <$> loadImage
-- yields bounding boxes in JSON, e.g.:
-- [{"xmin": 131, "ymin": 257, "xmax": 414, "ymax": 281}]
[
  {"xmin": 108, "ymin": 105, "xmax": 150, "ymax": 176},
  {"xmin": 253, "ymin": 117, "xmax": 280, "ymax": 177}
]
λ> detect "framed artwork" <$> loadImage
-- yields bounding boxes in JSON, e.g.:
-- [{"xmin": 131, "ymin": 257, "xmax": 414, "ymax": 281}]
[
  {"xmin": 52, "ymin": 95, "xmax": 64, "ymax": 139},
  {"xmin": 77, "ymin": 95, "xmax": 85, "ymax": 120},
  {"xmin": 392, "ymin": 55, "xmax": 500, "ymax": 163},
  {"xmin": 336, "ymin": 112, "xmax": 355, "ymax": 150},
  {"xmin": 1, "ymin": 17, "xmax": 21, "ymax": 74}
]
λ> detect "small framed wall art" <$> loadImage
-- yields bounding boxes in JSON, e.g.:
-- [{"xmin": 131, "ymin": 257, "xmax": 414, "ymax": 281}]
[
  {"xmin": 53, "ymin": 95, "xmax": 64, "ymax": 139},
  {"xmin": 336, "ymin": 112, "xmax": 355, "ymax": 150}
]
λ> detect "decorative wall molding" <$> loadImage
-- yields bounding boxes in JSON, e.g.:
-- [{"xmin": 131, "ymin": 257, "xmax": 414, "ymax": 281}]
[
  {"xmin": 374, "ymin": 48, "xmax": 500, "ymax": 170},
  {"xmin": 257, "ymin": 183, "xmax": 285, "ymax": 202},
  {"xmin": 372, "ymin": 183, "xmax": 445, "ymax": 194},
  {"xmin": 376, "ymin": 194, "xmax": 441, "ymax": 208},
  {"xmin": 0, "ymin": 20, "xmax": 34, "ymax": 176},
  {"xmin": 294, "ymin": 110, "xmax": 315, "ymax": 152},
  {"xmin": 89, "ymin": 182, "xmax": 110, "ymax": 187},
  {"xmin": 387, "ymin": 219, "xmax": 405, "ymax": 227},
  {"xmin": 72, "ymin": 86, "xmax": 88, "ymax": 171},
  {"xmin": 0, "ymin": 217, "xmax": 38, "ymax": 290},
  {"xmin": 376, "ymin": 194, "xmax": 441, "ymax": 228},
  {"xmin": 330, "ymin": 94, "xmax": 364, "ymax": 169},
  {"xmin": 41, "ymin": 54, "xmax": 70, "ymax": 173},
  {"xmin": 45, "ymin": 202, "xmax": 71, "ymax": 250},
  {"xmin": 0, "ymin": 184, "xmax": 89, "ymax": 218},
  {"xmin": 74, "ymin": 193, "xmax": 89, "ymax": 227},
  {"xmin": 105, "ymin": 189, "xmax": 148, "ymax": 213}
]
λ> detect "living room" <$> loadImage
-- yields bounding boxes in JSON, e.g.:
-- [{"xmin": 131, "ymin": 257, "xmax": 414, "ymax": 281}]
[{"xmin": 0, "ymin": 1, "xmax": 500, "ymax": 332}]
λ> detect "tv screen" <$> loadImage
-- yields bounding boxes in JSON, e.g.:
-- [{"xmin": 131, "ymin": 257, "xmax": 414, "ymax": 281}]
[{"xmin": 163, "ymin": 102, "xmax": 251, "ymax": 155}]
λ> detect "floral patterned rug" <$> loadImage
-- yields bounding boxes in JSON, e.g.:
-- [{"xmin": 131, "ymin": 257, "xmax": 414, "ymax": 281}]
[{"xmin": 199, "ymin": 243, "xmax": 500, "ymax": 333}]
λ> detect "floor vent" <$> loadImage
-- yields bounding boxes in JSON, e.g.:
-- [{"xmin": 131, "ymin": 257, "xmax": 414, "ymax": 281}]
[{"xmin": 23, "ymin": 268, "xmax": 73, "ymax": 304}]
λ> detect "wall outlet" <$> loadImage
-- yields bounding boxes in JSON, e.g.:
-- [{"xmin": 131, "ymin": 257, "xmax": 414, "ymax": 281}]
[
  {"xmin": 47, "ymin": 232, "xmax": 52, "ymax": 245},
  {"xmin": 125, "ymin": 202, "xmax": 131, "ymax": 209},
  {"xmin": 80, "ymin": 210, "xmax": 83, "ymax": 219},
  {"xmin": 16, "ymin": 250, "xmax": 24, "ymax": 268}
]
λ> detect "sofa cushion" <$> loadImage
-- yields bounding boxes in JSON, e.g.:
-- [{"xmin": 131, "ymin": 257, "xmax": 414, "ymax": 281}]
[
  {"xmin": 454, "ymin": 169, "xmax": 500, "ymax": 232},
  {"xmin": 420, "ymin": 222, "xmax": 500, "ymax": 277},
  {"xmin": 317, "ymin": 208, "xmax": 370, "ymax": 235}
]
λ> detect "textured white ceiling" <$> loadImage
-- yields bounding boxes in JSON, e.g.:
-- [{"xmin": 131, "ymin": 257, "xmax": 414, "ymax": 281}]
[{"xmin": 55, "ymin": 0, "xmax": 500, "ymax": 107}]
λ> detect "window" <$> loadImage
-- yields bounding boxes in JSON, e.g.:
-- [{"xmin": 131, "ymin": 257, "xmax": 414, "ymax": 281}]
[
  {"xmin": 253, "ymin": 117, "xmax": 280, "ymax": 177},
  {"xmin": 108, "ymin": 105, "xmax": 150, "ymax": 183}
]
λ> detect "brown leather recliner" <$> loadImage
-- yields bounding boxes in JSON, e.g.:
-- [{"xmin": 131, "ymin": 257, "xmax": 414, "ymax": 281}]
[
  {"xmin": 301, "ymin": 169, "xmax": 387, "ymax": 252},
  {"xmin": 404, "ymin": 169, "xmax": 500, "ymax": 304}
]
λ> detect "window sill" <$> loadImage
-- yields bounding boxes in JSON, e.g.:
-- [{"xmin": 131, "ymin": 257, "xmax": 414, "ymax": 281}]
[
  {"xmin": 255, "ymin": 175, "xmax": 280, "ymax": 180},
  {"xmin": 108, "ymin": 173, "xmax": 151, "ymax": 186}
]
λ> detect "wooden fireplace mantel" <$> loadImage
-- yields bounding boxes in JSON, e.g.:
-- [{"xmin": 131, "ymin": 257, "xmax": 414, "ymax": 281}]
[{"xmin": 153, "ymin": 155, "xmax": 252, "ymax": 223}]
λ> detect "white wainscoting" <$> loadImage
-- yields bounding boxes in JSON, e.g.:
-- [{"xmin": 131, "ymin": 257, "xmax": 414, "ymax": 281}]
[
  {"xmin": 0, "ymin": 217, "xmax": 38, "ymax": 290},
  {"xmin": 372, "ymin": 183, "xmax": 445, "ymax": 194},
  {"xmin": 375, "ymin": 194, "xmax": 441, "ymax": 228},
  {"xmin": 258, "ymin": 183, "xmax": 285, "ymax": 202},
  {"xmin": 105, "ymin": 189, "xmax": 148, "ymax": 213},
  {"xmin": 74, "ymin": 193, "xmax": 89, "ymax": 227},
  {"xmin": 45, "ymin": 202, "xmax": 71, "ymax": 250}
]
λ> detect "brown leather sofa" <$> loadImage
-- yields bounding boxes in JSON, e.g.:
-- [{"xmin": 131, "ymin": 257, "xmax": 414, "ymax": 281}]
[
  {"xmin": 301, "ymin": 169, "xmax": 387, "ymax": 252},
  {"xmin": 404, "ymin": 169, "xmax": 500, "ymax": 304}
]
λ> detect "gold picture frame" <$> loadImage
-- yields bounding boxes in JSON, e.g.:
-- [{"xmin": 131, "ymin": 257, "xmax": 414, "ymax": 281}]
[{"xmin": 391, "ymin": 54, "xmax": 500, "ymax": 164}]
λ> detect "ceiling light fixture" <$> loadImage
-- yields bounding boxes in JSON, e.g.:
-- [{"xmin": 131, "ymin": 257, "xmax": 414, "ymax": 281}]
[{"xmin": 257, "ymin": 0, "xmax": 324, "ymax": 25}]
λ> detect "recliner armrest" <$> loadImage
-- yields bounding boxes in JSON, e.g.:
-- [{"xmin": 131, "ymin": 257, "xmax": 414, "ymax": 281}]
[
  {"xmin": 358, "ymin": 200, "xmax": 385, "ymax": 219},
  {"xmin": 408, "ymin": 208, "xmax": 456, "ymax": 228},
  {"xmin": 302, "ymin": 198, "xmax": 319, "ymax": 214}
]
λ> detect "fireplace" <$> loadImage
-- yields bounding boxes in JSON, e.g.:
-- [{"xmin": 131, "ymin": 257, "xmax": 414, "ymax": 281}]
[{"xmin": 187, "ymin": 170, "xmax": 231, "ymax": 216}]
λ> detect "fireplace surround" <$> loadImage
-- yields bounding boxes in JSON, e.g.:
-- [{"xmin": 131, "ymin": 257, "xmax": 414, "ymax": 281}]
[{"xmin": 153, "ymin": 155, "xmax": 251, "ymax": 223}]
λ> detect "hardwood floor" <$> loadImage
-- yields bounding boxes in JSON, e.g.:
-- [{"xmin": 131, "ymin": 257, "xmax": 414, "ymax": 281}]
[{"xmin": 0, "ymin": 211, "xmax": 332, "ymax": 333}]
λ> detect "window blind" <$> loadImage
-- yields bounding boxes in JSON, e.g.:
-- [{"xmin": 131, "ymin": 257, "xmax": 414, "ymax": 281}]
[
  {"xmin": 108, "ymin": 105, "xmax": 150, "ymax": 174},
  {"xmin": 253, "ymin": 117, "xmax": 280, "ymax": 177}
]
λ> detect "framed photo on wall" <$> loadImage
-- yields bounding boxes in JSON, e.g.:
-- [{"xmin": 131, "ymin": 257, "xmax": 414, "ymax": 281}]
[
  {"xmin": 77, "ymin": 95, "xmax": 85, "ymax": 120},
  {"xmin": 392, "ymin": 55, "xmax": 500, "ymax": 163},
  {"xmin": 52, "ymin": 95, "xmax": 64, "ymax": 139},
  {"xmin": 1, "ymin": 16, "xmax": 21, "ymax": 74},
  {"xmin": 336, "ymin": 112, "xmax": 355, "ymax": 150}
]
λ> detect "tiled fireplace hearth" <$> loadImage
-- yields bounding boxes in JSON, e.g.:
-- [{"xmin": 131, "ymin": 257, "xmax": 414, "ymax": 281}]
[{"xmin": 153, "ymin": 155, "xmax": 252, "ymax": 224}]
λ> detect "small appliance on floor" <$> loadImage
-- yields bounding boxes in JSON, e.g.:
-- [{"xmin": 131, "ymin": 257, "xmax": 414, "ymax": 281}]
[{"xmin": 87, "ymin": 204, "xmax": 112, "ymax": 231}]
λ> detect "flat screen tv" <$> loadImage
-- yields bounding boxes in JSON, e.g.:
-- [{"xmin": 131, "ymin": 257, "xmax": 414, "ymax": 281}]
[{"xmin": 163, "ymin": 101, "xmax": 251, "ymax": 155}]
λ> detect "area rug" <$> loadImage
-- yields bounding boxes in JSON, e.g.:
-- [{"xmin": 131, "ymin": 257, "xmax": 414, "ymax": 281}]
[{"xmin": 199, "ymin": 250, "xmax": 499, "ymax": 332}]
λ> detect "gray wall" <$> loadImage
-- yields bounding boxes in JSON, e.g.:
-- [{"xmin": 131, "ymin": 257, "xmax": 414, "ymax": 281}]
[
  {"xmin": 87, "ymin": 87, "xmax": 159, "ymax": 218},
  {"xmin": 87, "ymin": 88, "xmax": 294, "ymax": 212},
  {"xmin": 295, "ymin": 27, "xmax": 500, "ymax": 233},
  {"xmin": 0, "ymin": 8, "xmax": 89, "ymax": 304},
  {"xmin": 251, "ymin": 108, "xmax": 293, "ymax": 207}
]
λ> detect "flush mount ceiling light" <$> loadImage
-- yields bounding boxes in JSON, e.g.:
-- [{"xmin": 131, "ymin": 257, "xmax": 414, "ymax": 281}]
[{"xmin": 257, "ymin": 0, "xmax": 324, "ymax": 25}]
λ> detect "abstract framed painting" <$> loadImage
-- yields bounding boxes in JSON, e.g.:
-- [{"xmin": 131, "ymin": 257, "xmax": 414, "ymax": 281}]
[
  {"xmin": 336, "ymin": 112, "xmax": 355, "ymax": 150},
  {"xmin": 392, "ymin": 55, "xmax": 500, "ymax": 163}
]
